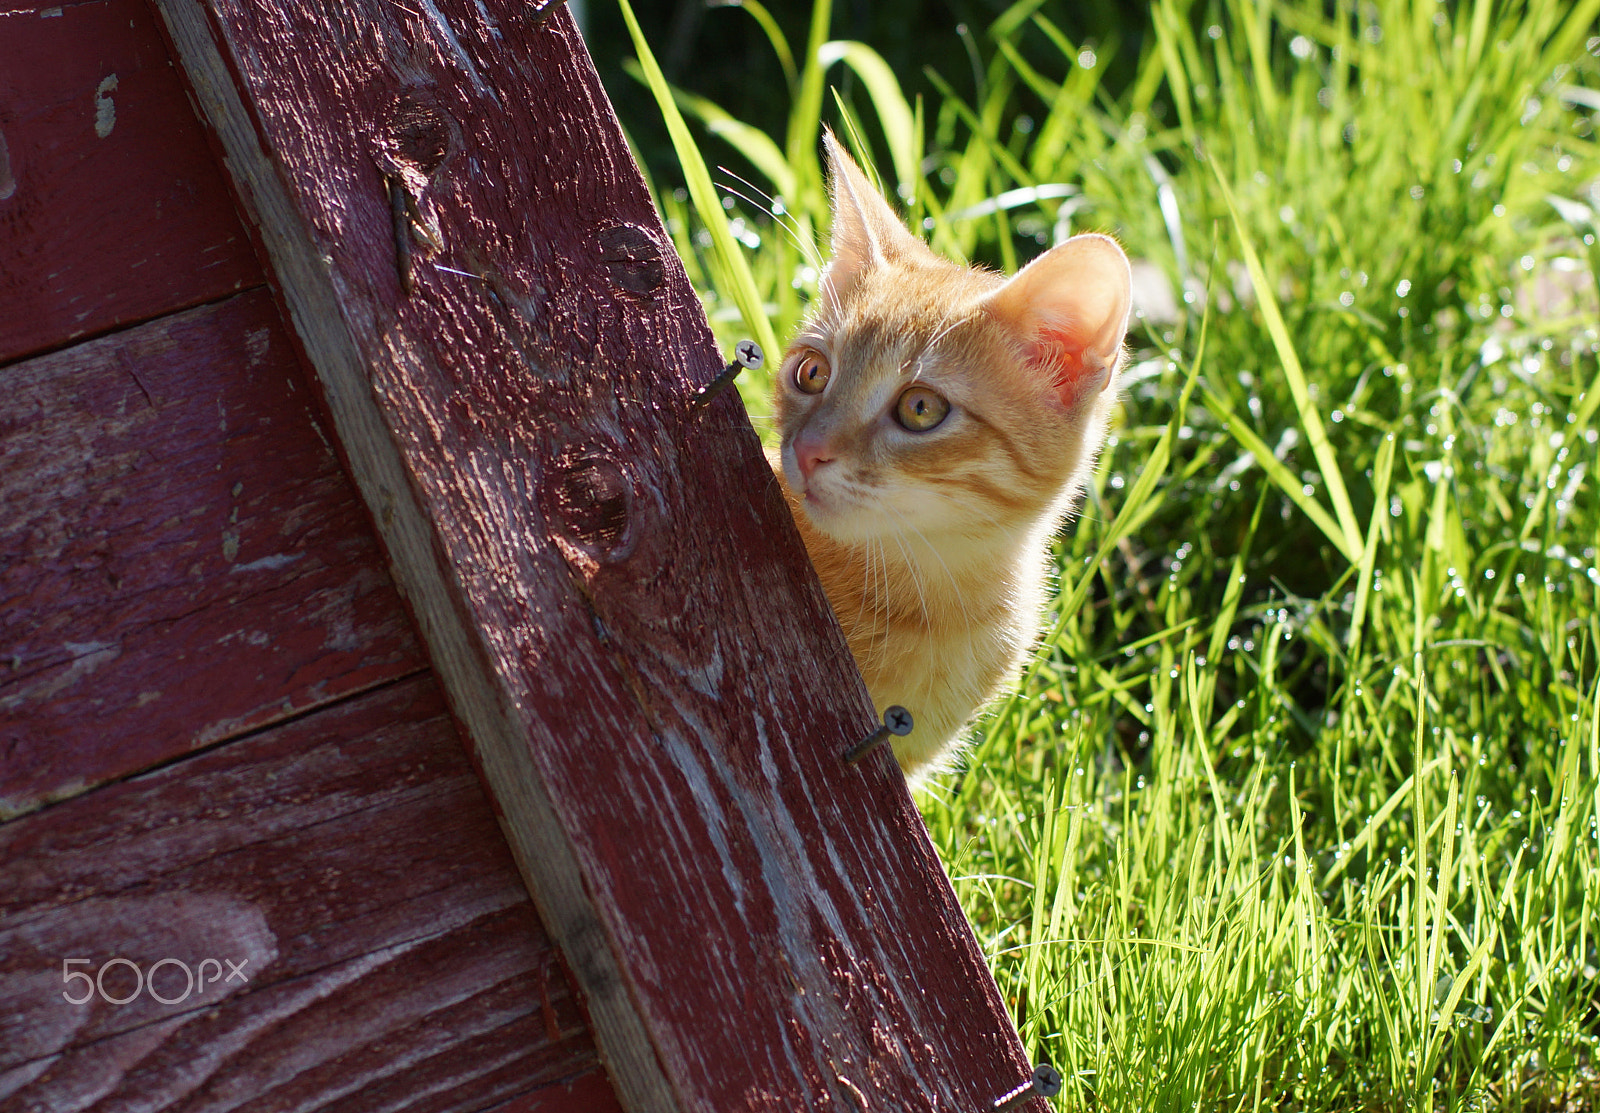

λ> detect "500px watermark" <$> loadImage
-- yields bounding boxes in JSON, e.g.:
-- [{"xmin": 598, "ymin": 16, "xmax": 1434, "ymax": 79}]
[{"xmin": 61, "ymin": 957, "xmax": 250, "ymax": 1005}]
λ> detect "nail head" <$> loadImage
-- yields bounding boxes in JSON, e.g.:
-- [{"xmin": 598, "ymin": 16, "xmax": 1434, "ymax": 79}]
[{"xmin": 843, "ymin": 706, "xmax": 914, "ymax": 766}]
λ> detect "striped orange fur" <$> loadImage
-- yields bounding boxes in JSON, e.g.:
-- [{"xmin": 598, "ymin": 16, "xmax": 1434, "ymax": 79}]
[{"xmin": 770, "ymin": 133, "xmax": 1132, "ymax": 778}]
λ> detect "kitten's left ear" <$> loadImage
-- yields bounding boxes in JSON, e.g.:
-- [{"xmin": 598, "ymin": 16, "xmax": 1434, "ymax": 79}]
[{"xmin": 984, "ymin": 233, "xmax": 1132, "ymax": 407}]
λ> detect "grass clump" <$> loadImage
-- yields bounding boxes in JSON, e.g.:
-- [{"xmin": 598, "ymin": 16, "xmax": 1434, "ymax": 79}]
[{"xmin": 619, "ymin": 0, "xmax": 1600, "ymax": 1107}]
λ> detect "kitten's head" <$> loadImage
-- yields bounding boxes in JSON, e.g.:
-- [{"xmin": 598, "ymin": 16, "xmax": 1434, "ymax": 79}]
[{"xmin": 775, "ymin": 132, "xmax": 1133, "ymax": 555}]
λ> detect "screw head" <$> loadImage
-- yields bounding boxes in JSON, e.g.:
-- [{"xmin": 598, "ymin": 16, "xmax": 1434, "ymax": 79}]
[
  {"xmin": 1030, "ymin": 1064, "xmax": 1062, "ymax": 1098},
  {"xmin": 883, "ymin": 706, "xmax": 913, "ymax": 736},
  {"xmin": 734, "ymin": 340, "xmax": 764, "ymax": 370}
]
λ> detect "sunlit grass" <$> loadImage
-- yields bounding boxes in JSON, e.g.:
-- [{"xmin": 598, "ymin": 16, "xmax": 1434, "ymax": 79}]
[{"xmin": 619, "ymin": 1, "xmax": 1600, "ymax": 1107}]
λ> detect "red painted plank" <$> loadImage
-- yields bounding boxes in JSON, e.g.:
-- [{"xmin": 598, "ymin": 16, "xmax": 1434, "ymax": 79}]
[
  {"xmin": 0, "ymin": 676, "xmax": 610, "ymax": 1112},
  {"xmin": 492, "ymin": 1070, "xmax": 625, "ymax": 1113},
  {"xmin": 154, "ymin": 3, "xmax": 1038, "ymax": 1111},
  {"xmin": 0, "ymin": 0, "xmax": 263, "ymax": 367},
  {"xmin": 0, "ymin": 289, "xmax": 426, "ymax": 818}
]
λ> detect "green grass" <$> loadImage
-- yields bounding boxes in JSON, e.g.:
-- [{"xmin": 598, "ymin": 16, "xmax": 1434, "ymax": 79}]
[{"xmin": 617, "ymin": 1, "xmax": 1600, "ymax": 1107}]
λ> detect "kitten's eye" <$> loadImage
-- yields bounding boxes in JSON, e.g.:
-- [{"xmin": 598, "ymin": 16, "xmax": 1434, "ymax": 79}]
[
  {"xmin": 794, "ymin": 352, "xmax": 832, "ymax": 394},
  {"xmin": 895, "ymin": 386, "xmax": 950, "ymax": 432}
]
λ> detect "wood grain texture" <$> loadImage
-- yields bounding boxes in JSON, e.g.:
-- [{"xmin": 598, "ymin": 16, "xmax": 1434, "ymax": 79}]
[
  {"xmin": 152, "ymin": 2, "xmax": 1039, "ymax": 1110},
  {"xmin": 0, "ymin": 290, "xmax": 426, "ymax": 818},
  {"xmin": 486, "ymin": 1071, "xmax": 622, "ymax": 1113},
  {"xmin": 0, "ymin": 0, "xmax": 263, "ymax": 368},
  {"xmin": 0, "ymin": 675, "xmax": 622, "ymax": 1113}
]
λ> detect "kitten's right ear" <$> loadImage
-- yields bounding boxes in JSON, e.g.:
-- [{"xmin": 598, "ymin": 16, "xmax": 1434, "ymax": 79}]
[{"xmin": 822, "ymin": 129, "xmax": 923, "ymax": 300}]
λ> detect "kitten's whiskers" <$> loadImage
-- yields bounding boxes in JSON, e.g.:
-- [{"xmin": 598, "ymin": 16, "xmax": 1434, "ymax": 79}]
[
  {"xmin": 905, "ymin": 306, "xmax": 976, "ymax": 383},
  {"xmin": 883, "ymin": 525, "xmax": 932, "ymax": 632},
  {"xmin": 716, "ymin": 171, "xmax": 822, "ymax": 271},
  {"xmin": 880, "ymin": 502, "xmax": 978, "ymax": 685},
  {"xmin": 875, "ymin": 537, "xmax": 892, "ymax": 670}
]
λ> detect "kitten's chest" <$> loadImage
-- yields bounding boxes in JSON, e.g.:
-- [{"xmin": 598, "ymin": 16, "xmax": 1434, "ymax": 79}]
[
  {"xmin": 821, "ymin": 539, "xmax": 1042, "ymax": 738},
  {"xmin": 852, "ymin": 585, "xmax": 1032, "ymax": 691},
  {"xmin": 840, "ymin": 583, "xmax": 1034, "ymax": 768}
]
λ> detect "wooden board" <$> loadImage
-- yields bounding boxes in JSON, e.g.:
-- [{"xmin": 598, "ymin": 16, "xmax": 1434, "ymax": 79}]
[
  {"xmin": 0, "ymin": 674, "xmax": 623, "ymax": 1113},
  {"xmin": 0, "ymin": 0, "xmax": 263, "ymax": 368},
  {"xmin": 0, "ymin": 289, "xmax": 426, "ymax": 818},
  {"xmin": 153, "ymin": 2, "xmax": 1041, "ymax": 1110}
]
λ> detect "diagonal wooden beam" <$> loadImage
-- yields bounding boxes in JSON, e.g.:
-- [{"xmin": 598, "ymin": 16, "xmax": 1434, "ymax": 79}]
[{"xmin": 149, "ymin": 1, "xmax": 1040, "ymax": 1109}]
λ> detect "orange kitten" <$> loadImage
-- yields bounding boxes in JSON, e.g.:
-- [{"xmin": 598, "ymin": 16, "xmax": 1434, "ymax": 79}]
[{"xmin": 771, "ymin": 133, "xmax": 1131, "ymax": 778}]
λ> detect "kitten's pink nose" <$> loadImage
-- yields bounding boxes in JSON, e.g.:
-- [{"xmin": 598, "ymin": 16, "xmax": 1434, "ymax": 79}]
[{"xmin": 794, "ymin": 435, "xmax": 837, "ymax": 481}]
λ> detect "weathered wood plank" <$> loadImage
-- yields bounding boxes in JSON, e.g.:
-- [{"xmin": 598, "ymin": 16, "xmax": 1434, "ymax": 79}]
[
  {"xmin": 0, "ymin": 290, "xmax": 426, "ymax": 818},
  {"xmin": 490, "ymin": 1071, "xmax": 623, "ymax": 1113},
  {"xmin": 0, "ymin": 0, "xmax": 263, "ymax": 367},
  {"xmin": 153, "ymin": 2, "xmax": 1037, "ymax": 1110},
  {"xmin": 0, "ymin": 675, "xmax": 619, "ymax": 1112}
]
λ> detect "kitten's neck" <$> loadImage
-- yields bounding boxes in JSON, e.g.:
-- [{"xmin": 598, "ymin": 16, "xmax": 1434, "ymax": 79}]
[
  {"xmin": 870, "ymin": 523, "xmax": 1034, "ymax": 598},
  {"xmin": 788, "ymin": 489, "xmax": 1048, "ymax": 637}
]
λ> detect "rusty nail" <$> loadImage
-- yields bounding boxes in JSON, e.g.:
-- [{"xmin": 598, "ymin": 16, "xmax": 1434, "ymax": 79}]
[
  {"xmin": 388, "ymin": 174, "xmax": 413, "ymax": 295},
  {"xmin": 990, "ymin": 1064, "xmax": 1063, "ymax": 1112},
  {"xmin": 843, "ymin": 705, "xmax": 912, "ymax": 765},
  {"xmin": 692, "ymin": 340, "xmax": 763, "ymax": 407}
]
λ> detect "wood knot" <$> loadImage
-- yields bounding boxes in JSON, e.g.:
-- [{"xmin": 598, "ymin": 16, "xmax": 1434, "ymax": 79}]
[
  {"xmin": 546, "ymin": 453, "xmax": 634, "ymax": 566},
  {"xmin": 597, "ymin": 224, "xmax": 666, "ymax": 298},
  {"xmin": 382, "ymin": 88, "xmax": 453, "ymax": 188}
]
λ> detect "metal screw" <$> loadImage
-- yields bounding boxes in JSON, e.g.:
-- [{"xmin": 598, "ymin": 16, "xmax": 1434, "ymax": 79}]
[
  {"xmin": 990, "ymin": 1064, "xmax": 1062, "ymax": 1112},
  {"xmin": 843, "ymin": 705, "xmax": 913, "ymax": 765},
  {"xmin": 691, "ymin": 340, "xmax": 763, "ymax": 407}
]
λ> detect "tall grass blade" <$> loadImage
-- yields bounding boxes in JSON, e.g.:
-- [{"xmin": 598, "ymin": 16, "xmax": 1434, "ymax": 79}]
[
  {"xmin": 1210, "ymin": 164, "xmax": 1364, "ymax": 560},
  {"xmin": 816, "ymin": 41, "xmax": 919, "ymax": 203},
  {"xmin": 618, "ymin": 0, "xmax": 779, "ymax": 358}
]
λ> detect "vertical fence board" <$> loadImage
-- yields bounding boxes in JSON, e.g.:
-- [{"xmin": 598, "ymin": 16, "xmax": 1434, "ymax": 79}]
[{"xmin": 151, "ymin": 2, "xmax": 1039, "ymax": 1110}]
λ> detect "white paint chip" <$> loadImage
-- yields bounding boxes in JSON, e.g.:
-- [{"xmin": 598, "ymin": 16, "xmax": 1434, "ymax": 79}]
[
  {"xmin": 244, "ymin": 327, "xmax": 271, "ymax": 365},
  {"xmin": 94, "ymin": 75, "xmax": 119, "ymax": 139},
  {"xmin": 230, "ymin": 552, "xmax": 306, "ymax": 575}
]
